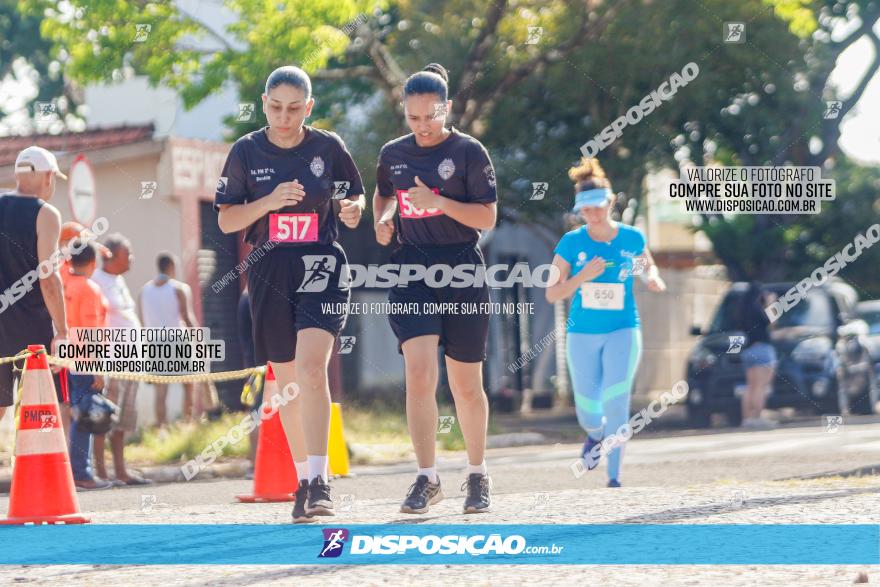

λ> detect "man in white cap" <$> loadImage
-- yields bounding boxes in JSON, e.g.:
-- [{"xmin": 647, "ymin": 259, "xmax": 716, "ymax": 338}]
[{"xmin": 0, "ymin": 146, "xmax": 69, "ymax": 422}]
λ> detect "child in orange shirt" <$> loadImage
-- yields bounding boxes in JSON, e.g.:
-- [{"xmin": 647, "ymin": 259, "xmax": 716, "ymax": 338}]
[
  {"xmin": 64, "ymin": 239, "xmax": 111, "ymax": 491},
  {"xmin": 58, "ymin": 221, "xmax": 85, "ymax": 288}
]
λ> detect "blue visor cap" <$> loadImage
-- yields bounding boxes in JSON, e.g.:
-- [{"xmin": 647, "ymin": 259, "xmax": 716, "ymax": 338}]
[{"xmin": 572, "ymin": 188, "xmax": 612, "ymax": 212}]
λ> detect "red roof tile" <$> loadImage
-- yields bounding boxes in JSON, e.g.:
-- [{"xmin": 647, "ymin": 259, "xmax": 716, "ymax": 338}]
[{"xmin": 0, "ymin": 124, "xmax": 155, "ymax": 167}]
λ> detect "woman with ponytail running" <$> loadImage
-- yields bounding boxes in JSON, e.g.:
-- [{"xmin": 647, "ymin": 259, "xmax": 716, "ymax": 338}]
[
  {"xmin": 374, "ymin": 63, "xmax": 498, "ymax": 514},
  {"xmin": 215, "ymin": 66, "xmax": 365, "ymax": 522},
  {"xmin": 546, "ymin": 158, "xmax": 666, "ymax": 487}
]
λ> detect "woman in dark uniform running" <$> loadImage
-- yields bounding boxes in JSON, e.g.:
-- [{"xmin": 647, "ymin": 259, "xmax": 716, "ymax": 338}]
[
  {"xmin": 374, "ymin": 64, "xmax": 498, "ymax": 514},
  {"xmin": 215, "ymin": 66, "xmax": 365, "ymax": 523}
]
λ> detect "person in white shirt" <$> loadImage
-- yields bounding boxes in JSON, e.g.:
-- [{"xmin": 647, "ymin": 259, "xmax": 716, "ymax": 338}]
[
  {"xmin": 91, "ymin": 234, "xmax": 152, "ymax": 485},
  {"xmin": 139, "ymin": 252, "xmax": 213, "ymax": 425}
]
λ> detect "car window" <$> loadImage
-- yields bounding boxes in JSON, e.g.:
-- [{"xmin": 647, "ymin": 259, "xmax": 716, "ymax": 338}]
[
  {"xmin": 708, "ymin": 291, "xmax": 743, "ymax": 333},
  {"xmin": 708, "ymin": 288, "xmax": 834, "ymax": 333},
  {"xmin": 858, "ymin": 310, "xmax": 880, "ymax": 334},
  {"xmin": 771, "ymin": 290, "xmax": 834, "ymax": 329}
]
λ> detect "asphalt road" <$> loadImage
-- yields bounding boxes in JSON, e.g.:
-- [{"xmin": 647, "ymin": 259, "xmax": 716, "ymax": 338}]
[{"xmin": 0, "ymin": 416, "xmax": 877, "ymax": 585}]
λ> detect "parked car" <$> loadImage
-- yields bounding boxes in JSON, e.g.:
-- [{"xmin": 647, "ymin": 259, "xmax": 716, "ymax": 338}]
[
  {"xmin": 685, "ymin": 280, "xmax": 877, "ymax": 427},
  {"xmin": 855, "ymin": 299, "xmax": 880, "ymax": 384}
]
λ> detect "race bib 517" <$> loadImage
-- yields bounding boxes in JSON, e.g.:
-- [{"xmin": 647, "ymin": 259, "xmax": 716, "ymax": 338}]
[{"xmin": 269, "ymin": 213, "xmax": 319, "ymax": 242}]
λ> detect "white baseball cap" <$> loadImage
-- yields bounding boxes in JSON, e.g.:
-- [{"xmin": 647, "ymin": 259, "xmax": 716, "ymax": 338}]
[{"xmin": 14, "ymin": 146, "xmax": 67, "ymax": 180}]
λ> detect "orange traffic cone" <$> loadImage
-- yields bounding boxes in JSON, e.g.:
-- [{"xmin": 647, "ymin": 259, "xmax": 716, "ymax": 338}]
[
  {"xmin": 235, "ymin": 364, "xmax": 298, "ymax": 502},
  {"xmin": 1, "ymin": 345, "xmax": 89, "ymax": 525}
]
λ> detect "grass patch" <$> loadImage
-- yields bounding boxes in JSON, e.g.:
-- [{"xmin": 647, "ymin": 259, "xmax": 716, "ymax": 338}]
[
  {"xmin": 344, "ymin": 400, "xmax": 502, "ymax": 452},
  {"xmin": 343, "ymin": 402, "xmax": 410, "ymax": 446},
  {"xmin": 124, "ymin": 413, "xmax": 251, "ymax": 465},
  {"xmin": 123, "ymin": 401, "xmax": 505, "ymax": 466}
]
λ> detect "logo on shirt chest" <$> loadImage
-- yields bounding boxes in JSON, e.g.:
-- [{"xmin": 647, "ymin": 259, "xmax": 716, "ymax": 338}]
[
  {"xmin": 390, "ymin": 163, "xmax": 408, "ymax": 176},
  {"xmin": 438, "ymin": 158, "xmax": 455, "ymax": 181},
  {"xmin": 250, "ymin": 168, "xmax": 275, "ymax": 182},
  {"xmin": 310, "ymin": 156, "xmax": 325, "ymax": 178}
]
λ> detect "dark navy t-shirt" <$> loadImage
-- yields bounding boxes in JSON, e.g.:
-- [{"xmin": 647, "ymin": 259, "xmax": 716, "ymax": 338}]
[
  {"xmin": 376, "ymin": 128, "xmax": 497, "ymax": 246},
  {"xmin": 214, "ymin": 126, "xmax": 364, "ymax": 248}
]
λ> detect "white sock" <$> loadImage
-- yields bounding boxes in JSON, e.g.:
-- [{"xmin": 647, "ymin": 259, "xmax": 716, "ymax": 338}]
[
  {"xmin": 307, "ymin": 455, "xmax": 328, "ymax": 482},
  {"xmin": 417, "ymin": 466, "xmax": 438, "ymax": 484},
  {"xmin": 294, "ymin": 460, "xmax": 308, "ymax": 483},
  {"xmin": 466, "ymin": 461, "xmax": 487, "ymax": 476}
]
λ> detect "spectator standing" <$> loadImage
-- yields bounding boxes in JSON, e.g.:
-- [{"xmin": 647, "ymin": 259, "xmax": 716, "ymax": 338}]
[
  {"xmin": 91, "ymin": 234, "xmax": 152, "ymax": 485},
  {"xmin": 64, "ymin": 240, "xmax": 111, "ymax": 491}
]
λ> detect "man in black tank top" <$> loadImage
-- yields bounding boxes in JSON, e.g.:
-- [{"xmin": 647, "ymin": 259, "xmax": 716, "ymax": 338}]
[{"xmin": 0, "ymin": 146, "xmax": 69, "ymax": 418}]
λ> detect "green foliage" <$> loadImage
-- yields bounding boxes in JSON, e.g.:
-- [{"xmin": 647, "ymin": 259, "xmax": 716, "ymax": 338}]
[
  {"xmin": 783, "ymin": 161, "xmax": 880, "ymax": 297},
  {"xmin": 0, "ymin": 0, "xmax": 70, "ymax": 124},
  {"xmin": 482, "ymin": 0, "xmax": 809, "ymax": 220},
  {"xmin": 23, "ymin": 0, "xmax": 382, "ymax": 109},
  {"xmin": 765, "ymin": 0, "xmax": 818, "ymax": 37},
  {"xmin": 8, "ymin": 0, "xmax": 880, "ymax": 286},
  {"xmin": 125, "ymin": 414, "xmax": 250, "ymax": 463}
]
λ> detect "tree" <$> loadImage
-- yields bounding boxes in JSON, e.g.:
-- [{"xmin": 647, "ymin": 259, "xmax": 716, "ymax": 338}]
[
  {"xmin": 23, "ymin": 0, "xmax": 880, "ymax": 284},
  {"xmin": 682, "ymin": 0, "xmax": 880, "ymax": 281},
  {"xmin": 0, "ymin": 0, "xmax": 81, "ymax": 132}
]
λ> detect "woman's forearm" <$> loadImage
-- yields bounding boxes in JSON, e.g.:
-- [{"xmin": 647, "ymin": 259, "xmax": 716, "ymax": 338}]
[
  {"xmin": 373, "ymin": 191, "xmax": 397, "ymax": 224},
  {"xmin": 218, "ymin": 199, "xmax": 269, "ymax": 234},
  {"xmin": 438, "ymin": 199, "xmax": 496, "ymax": 230},
  {"xmin": 545, "ymin": 274, "xmax": 584, "ymax": 304}
]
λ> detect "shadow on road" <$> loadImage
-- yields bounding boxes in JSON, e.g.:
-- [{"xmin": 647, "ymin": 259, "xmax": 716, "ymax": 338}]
[
  {"xmin": 611, "ymin": 487, "xmax": 880, "ymax": 524},
  {"xmin": 782, "ymin": 464, "xmax": 880, "ymax": 481}
]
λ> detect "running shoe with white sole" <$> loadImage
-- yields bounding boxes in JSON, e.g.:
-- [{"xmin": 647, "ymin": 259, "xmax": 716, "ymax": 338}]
[
  {"xmin": 292, "ymin": 479, "xmax": 315, "ymax": 523},
  {"xmin": 400, "ymin": 474, "xmax": 443, "ymax": 514},
  {"xmin": 462, "ymin": 473, "xmax": 491, "ymax": 514},
  {"xmin": 307, "ymin": 476, "xmax": 335, "ymax": 516}
]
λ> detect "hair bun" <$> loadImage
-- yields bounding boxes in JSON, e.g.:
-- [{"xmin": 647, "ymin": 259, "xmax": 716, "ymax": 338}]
[
  {"xmin": 568, "ymin": 157, "xmax": 611, "ymax": 190},
  {"xmin": 568, "ymin": 157, "xmax": 608, "ymax": 183},
  {"xmin": 423, "ymin": 63, "xmax": 449, "ymax": 83}
]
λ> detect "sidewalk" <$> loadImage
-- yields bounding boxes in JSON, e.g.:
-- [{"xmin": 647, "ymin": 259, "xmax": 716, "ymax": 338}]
[{"xmin": 0, "ymin": 477, "xmax": 875, "ymax": 585}]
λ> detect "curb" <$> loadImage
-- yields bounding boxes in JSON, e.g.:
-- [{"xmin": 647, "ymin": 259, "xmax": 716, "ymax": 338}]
[
  {"xmin": 0, "ymin": 458, "xmax": 253, "ymax": 493},
  {"xmin": 0, "ymin": 433, "xmax": 554, "ymax": 493}
]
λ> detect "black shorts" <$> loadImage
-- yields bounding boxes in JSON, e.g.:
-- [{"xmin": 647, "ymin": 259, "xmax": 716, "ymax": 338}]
[
  {"xmin": 387, "ymin": 243, "xmax": 490, "ymax": 363},
  {"xmin": 248, "ymin": 242, "xmax": 350, "ymax": 365},
  {"xmin": 0, "ymin": 310, "xmax": 63, "ymax": 407}
]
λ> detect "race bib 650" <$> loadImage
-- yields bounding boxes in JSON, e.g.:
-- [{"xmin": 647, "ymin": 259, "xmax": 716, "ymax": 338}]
[{"xmin": 581, "ymin": 282, "xmax": 624, "ymax": 310}]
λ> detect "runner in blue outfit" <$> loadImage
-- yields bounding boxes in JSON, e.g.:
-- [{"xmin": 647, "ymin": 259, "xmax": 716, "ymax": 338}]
[{"xmin": 546, "ymin": 158, "xmax": 666, "ymax": 487}]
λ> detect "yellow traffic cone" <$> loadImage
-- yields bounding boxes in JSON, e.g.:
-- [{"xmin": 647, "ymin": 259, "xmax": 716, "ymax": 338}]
[{"xmin": 328, "ymin": 402, "xmax": 350, "ymax": 477}]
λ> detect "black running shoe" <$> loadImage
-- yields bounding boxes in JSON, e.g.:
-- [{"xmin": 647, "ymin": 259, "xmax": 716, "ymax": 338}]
[
  {"xmin": 461, "ymin": 473, "xmax": 491, "ymax": 514},
  {"xmin": 292, "ymin": 480, "xmax": 314, "ymax": 523},
  {"xmin": 400, "ymin": 474, "xmax": 443, "ymax": 514},
  {"xmin": 307, "ymin": 476, "xmax": 334, "ymax": 516}
]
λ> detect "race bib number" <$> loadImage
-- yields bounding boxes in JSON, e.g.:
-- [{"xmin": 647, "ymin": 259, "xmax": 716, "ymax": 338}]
[
  {"xmin": 397, "ymin": 188, "xmax": 444, "ymax": 219},
  {"xmin": 269, "ymin": 213, "xmax": 319, "ymax": 243},
  {"xmin": 581, "ymin": 282, "xmax": 625, "ymax": 310}
]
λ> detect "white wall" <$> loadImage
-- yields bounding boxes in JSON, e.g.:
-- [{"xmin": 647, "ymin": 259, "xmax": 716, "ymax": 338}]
[
  {"xmin": 83, "ymin": 0, "xmax": 241, "ymax": 141},
  {"xmin": 84, "ymin": 78, "xmax": 239, "ymax": 141}
]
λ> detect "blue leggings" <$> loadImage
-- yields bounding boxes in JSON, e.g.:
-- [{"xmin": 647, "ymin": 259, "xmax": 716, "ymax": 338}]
[{"xmin": 567, "ymin": 327, "xmax": 642, "ymax": 481}]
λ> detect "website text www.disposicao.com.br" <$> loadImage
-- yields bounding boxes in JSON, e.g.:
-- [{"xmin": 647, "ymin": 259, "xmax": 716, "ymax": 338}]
[{"xmin": 318, "ymin": 530, "xmax": 563, "ymax": 559}]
